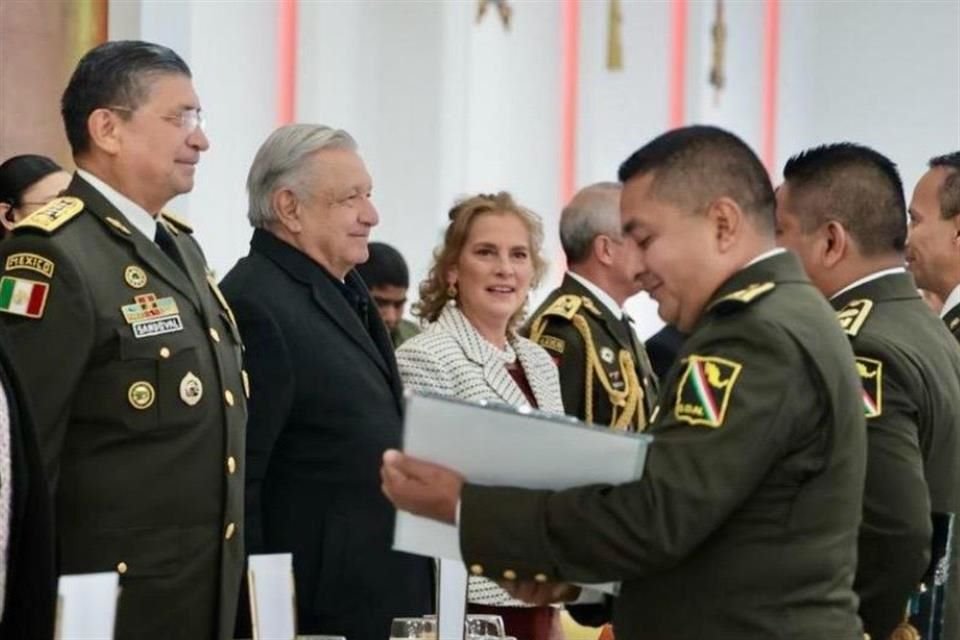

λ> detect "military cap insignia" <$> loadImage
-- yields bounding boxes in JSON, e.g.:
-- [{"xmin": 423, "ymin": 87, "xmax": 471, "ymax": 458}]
[
  {"xmin": 128, "ymin": 380, "xmax": 156, "ymax": 410},
  {"xmin": 14, "ymin": 197, "xmax": 83, "ymax": 234},
  {"xmin": 837, "ymin": 299, "xmax": 873, "ymax": 336},
  {"xmin": 160, "ymin": 210, "xmax": 193, "ymax": 233},
  {"xmin": 4, "ymin": 253, "xmax": 55, "ymax": 278},
  {"xmin": 674, "ymin": 355, "xmax": 742, "ymax": 427},
  {"xmin": 121, "ymin": 293, "xmax": 183, "ymax": 338},
  {"xmin": 708, "ymin": 281, "xmax": 776, "ymax": 313},
  {"xmin": 855, "ymin": 356, "xmax": 882, "ymax": 418},
  {"xmin": 0, "ymin": 275, "xmax": 50, "ymax": 319},
  {"xmin": 124, "ymin": 265, "xmax": 148, "ymax": 289},
  {"xmin": 538, "ymin": 335, "xmax": 565, "ymax": 353}
]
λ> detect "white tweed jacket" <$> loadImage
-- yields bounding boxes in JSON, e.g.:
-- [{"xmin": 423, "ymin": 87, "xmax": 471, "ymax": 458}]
[{"xmin": 396, "ymin": 304, "xmax": 564, "ymax": 606}]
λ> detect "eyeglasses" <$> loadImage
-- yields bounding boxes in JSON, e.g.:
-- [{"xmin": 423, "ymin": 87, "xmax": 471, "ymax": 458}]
[{"xmin": 105, "ymin": 105, "xmax": 206, "ymax": 134}]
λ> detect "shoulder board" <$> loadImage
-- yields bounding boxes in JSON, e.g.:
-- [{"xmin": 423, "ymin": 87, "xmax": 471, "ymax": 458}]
[
  {"xmin": 708, "ymin": 281, "xmax": 776, "ymax": 313},
  {"xmin": 836, "ymin": 299, "xmax": 873, "ymax": 337},
  {"xmin": 160, "ymin": 210, "xmax": 193, "ymax": 233},
  {"xmin": 14, "ymin": 197, "xmax": 84, "ymax": 234},
  {"xmin": 539, "ymin": 294, "xmax": 582, "ymax": 320},
  {"xmin": 580, "ymin": 296, "xmax": 602, "ymax": 317}
]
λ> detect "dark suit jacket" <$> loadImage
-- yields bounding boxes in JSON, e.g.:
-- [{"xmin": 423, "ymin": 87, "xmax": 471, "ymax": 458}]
[
  {"xmin": 833, "ymin": 273, "xmax": 960, "ymax": 640},
  {"xmin": 461, "ymin": 252, "xmax": 867, "ymax": 639},
  {"xmin": 220, "ymin": 230, "xmax": 433, "ymax": 640},
  {"xmin": 645, "ymin": 324, "xmax": 686, "ymax": 380},
  {"xmin": 0, "ymin": 175, "xmax": 246, "ymax": 640},
  {"xmin": 0, "ymin": 330, "xmax": 55, "ymax": 640}
]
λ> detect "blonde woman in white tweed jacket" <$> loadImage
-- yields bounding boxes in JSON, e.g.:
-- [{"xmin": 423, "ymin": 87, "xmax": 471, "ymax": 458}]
[{"xmin": 396, "ymin": 192, "xmax": 565, "ymax": 640}]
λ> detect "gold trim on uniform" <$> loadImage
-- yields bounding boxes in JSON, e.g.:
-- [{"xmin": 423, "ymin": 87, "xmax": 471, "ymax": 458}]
[
  {"xmin": 13, "ymin": 197, "xmax": 84, "ymax": 234},
  {"xmin": 179, "ymin": 371, "xmax": 204, "ymax": 406},
  {"xmin": 709, "ymin": 282, "xmax": 776, "ymax": 309},
  {"xmin": 224, "ymin": 389, "xmax": 235, "ymax": 407},
  {"xmin": 160, "ymin": 210, "xmax": 193, "ymax": 233},
  {"xmin": 104, "ymin": 216, "xmax": 132, "ymax": 235},
  {"xmin": 124, "ymin": 265, "xmax": 147, "ymax": 289},
  {"xmin": 951, "ymin": 317, "xmax": 959, "ymax": 331},
  {"xmin": 4, "ymin": 253, "xmax": 55, "ymax": 278},
  {"xmin": 836, "ymin": 299, "xmax": 873, "ymax": 336},
  {"xmin": 242, "ymin": 369, "xmax": 251, "ymax": 399},
  {"xmin": 128, "ymin": 381, "xmax": 156, "ymax": 410}
]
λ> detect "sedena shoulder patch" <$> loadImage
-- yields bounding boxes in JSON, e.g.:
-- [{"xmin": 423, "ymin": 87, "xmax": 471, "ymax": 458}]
[
  {"xmin": 707, "ymin": 282, "xmax": 776, "ymax": 314},
  {"xmin": 14, "ymin": 197, "xmax": 84, "ymax": 234},
  {"xmin": 836, "ymin": 299, "xmax": 873, "ymax": 337},
  {"xmin": 674, "ymin": 354, "xmax": 742, "ymax": 428},
  {"xmin": 855, "ymin": 356, "xmax": 882, "ymax": 418},
  {"xmin": 160, "ymin": 210, "xmax": 193, "ymax": 233}
]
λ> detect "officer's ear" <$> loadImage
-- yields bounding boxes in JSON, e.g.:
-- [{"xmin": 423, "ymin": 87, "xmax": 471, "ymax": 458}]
[
  {"xmin": 593, "ymin": 234, "xmax": 616, "ymax": 266},
  {"xmin": 0, "ymin": 202, "xmax": 14, "ymax": 232},
  {"xmin": 951, "ymin": 215, "xmax": 960, "ymax": 254},
  {"xmin": 272, "ymin": 188, "xmax": 302, "ymax": 233},
  {"xmin": 820, "ymin": 220, "xmax": 847, "ymax": 268},
  {"xmin": 87, "ymin": 108, "xmax": 123, "ymax": 156},
  {"xmin": 706, "ymin": 196, "xmax": 742, "ymax": 252}
]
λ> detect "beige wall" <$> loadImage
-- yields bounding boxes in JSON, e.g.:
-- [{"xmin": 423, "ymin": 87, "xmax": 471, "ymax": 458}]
[{"xmin": 0, "ymin": 0, "xmax": 107, "ymax": 166}]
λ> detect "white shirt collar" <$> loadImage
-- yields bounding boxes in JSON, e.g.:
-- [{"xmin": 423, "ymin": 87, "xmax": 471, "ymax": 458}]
[
  {"xmin": 941, "ymin": 283, "xmax": 960, "ymax": 319},
  {"xmin": 829, "ymin": 267, "xmax": 906, "ymax": 300},
  {"xmin": 568, "ymin": 272, "xmax": 624, "ymax": 319},
  {"xmin": 745, "ymin": 247, "xmax": 786, "ymax": 267},
  {"xmin": 76, "ymin": 169, "xmax": 158, "ymax": 240}
]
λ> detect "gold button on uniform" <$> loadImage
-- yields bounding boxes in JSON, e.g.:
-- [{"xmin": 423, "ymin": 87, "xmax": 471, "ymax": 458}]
[
  {"xmin": 116, "ymin": 561, "xmax": 128, "ymax": 575},
  {"xmin": 227, "ymin": 456, "xmax": 237, "ymax": 475},
  {"xmin": 502, "ymin": 569, "xmax": 517, "ymax": 580},
  {"xmin": 469, "ymin": 563, "xmax": 484, "ymax": 576},
  {"xmin": 128, "ymin": 381, "xmax": 155, "ymax": 410},
  {"xmin": 534, "ymin": 573, "xmax": 548, "ymax": 583},
  {"xmin": 159, "ymin": 346, "xmax": 170, "ymax": 359},
  {"xmin": 225, "ymin": 522, "xmax": 236, "ymax": 540},
  {"xmin": 224, "ymin": 390, "xmax": 235, "ymax": 406},
  {"xmin": 209, "ymin": 327, "xmax": 220, "ymax": 343}
]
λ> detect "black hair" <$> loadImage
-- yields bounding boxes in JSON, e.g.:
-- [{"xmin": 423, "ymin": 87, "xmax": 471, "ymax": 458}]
[
  {"xmin": 0, "ymin": 154, "xmax": 63, "ymax": 207},
  {"xmin": 782, "ymin": 143, "xmax": 905, "ymax": 255},
  {"xmin": 928, "ymin": 151, "xmax": 960, "ymax": 219},
  {"xmin": 61, "ymin": 40, "xmax": 191, "ymax": 155},
  {"xmin": 355, "ymin": 242, "xmax": 410, "ymax": 289},
  {"xmin": 617, "ymin": 125, "xmax": 775, "ymax": 233}
]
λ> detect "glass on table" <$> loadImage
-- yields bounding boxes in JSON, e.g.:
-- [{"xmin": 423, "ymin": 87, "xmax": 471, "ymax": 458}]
[
  {"xmin": 389, "ymin": 617, "xmax": 437, "ymax": 639},
  {"xmin": 464, "ymin": 614, "xmax": 505, "ymax": 638}
]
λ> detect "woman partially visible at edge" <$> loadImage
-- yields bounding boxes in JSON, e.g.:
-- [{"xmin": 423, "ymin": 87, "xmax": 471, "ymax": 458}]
[{"xmin": 0, "ymin": 154, "xmax": 71, "ymax": 239}]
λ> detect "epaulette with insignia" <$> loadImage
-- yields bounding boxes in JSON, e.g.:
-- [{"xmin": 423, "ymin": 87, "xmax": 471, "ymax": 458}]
[
  {"xmin": 707, "ymin": 281, "xmax": 776, "ymax": 313},
  {"xmin": 580, "ymin": 296, "xmax": 602, "ymax": 316},
  {"xmin": 837, "ymin": 299, "xmax": 873, "ymax": 337},
  {"xmin": 160, "ymin": 210, "xmax": 193, "ymax": 233},
  {"xmin": 540, "ymin": 294, "xmax": 582, "ymax": 320},
  {"xmin": 14, "ymin": 197, "xmax": 84, "ymax": 234}
]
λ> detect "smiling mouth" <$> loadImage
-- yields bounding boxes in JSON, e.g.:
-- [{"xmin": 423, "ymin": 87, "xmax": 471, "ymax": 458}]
[{"xmin": 487, "ymin": 286, "xmax": 516, "ymax": 294}]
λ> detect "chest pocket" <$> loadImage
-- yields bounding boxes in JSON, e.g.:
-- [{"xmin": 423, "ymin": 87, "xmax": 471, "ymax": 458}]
[{"xmin": 75, "ymin": 331, "xmax": 211, "ymax": 432}]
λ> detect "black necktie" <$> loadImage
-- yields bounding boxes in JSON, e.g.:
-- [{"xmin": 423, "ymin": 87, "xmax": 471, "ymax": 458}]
[{"xmin": 155, "ymin": 222, "xmax": 185, "ymax": 273}]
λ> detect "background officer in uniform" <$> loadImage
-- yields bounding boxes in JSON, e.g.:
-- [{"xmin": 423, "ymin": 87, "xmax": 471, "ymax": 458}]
[
  {"xmin": 777, "ymin": 143, "xmax": 960, "ymax": 640},
  {"xmin": 382, "ymin": 126, "xmax": 868, "ymax": 639},
  {"xmin": 355, "ymin": 241, "xmax": 420, "ymax": 348},
  {"xmin": 906, "ymin": 151, "xmax": 960, "ymax": 344},
  {"xmin": 525, "ymin": 182, "xmax": 656, "ymax": 431},
  {"xmin": 0, "ymin": 41, "xmax": 246, "ymax": 639}
]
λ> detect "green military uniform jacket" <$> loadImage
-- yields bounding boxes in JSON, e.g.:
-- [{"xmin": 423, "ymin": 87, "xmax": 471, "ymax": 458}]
[
  {"xmin": 0, "ymin": 175, "xmax": 247, "ymax": 639},
  {"xmin": 524, "ymin": 274, "xmax": 657, "ymax": 430},
  {"xmin": 833, "ymin": 272, "xmax": 960, "ymax": 640},
  {"xmin": 460, "ymin": 251, "xmax": 867, "ymax": 639},
  {"xmin": 391, "ymin": 317, "xmax": 420, "ymax": 349},
  {"xmin": 944, "ymin": 302, "xmax": 960, "ymax": 346}
]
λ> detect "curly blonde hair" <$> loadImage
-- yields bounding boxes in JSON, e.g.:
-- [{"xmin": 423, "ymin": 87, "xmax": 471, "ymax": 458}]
[{"xmin": 414, "ymin": 192, "xmax": 547, "ymax": 327}]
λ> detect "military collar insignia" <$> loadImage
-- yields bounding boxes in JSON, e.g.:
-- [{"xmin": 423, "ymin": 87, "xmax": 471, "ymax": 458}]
[
  {"xmin": 580, "ymin": 296, "xmax": 602, "ymax": 317},
  {"xmin": 105, "ymin": 216, "xmax": 132, "ymax": 235},
  {"xmin": 951, "ymin": 317, "xmax": 960, "ymax": 331},
  {"xmin": 674, "ymin": 355, "xmax": 742, "ymax": 428},
  {"xmin": 707, "ymin": 281, "xmax": 776, "ymax": 313},
  {"xmin": 160, "ymin": 210, "xmax": 193, "ymax": 234},
  {"xmin": 14, "ymin": 197, "xmax": 84, "ymax": 234},
  {"xmin": 836, "ymin": 299, "xmax": 873, "ymax": 337},
  {"xmin": 121, "ymin": 293, "xmax": 184, "ymax": 338},
  {"xmin": 855, "ymin": 357, "xmax": 882, "ymax": 418}
]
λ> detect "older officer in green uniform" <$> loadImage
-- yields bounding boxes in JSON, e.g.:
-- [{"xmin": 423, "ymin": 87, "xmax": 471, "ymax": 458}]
[
  {"xmin": 907, "ymin": 151, "xmax": 960, "ymax": 346},
  {"xmin": 777, "ymin": 143, "xmax": 960, "ymax": 640},
  {"xmin": 381, "ymin": 126, "xmax": 867, "ymax": 639},
  {"xmin": 0, "ymin": 42, "xmax": 246, "ymax": 639},
  {"xmin": 524, "ymin": 182, "xmax": 656, "ymax": 431}
]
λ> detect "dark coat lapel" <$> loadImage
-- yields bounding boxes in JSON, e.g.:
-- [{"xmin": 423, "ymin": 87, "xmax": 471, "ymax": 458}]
[{"xmin": 68, "ymin": 175, "xmax": 203, "ymax": 313}]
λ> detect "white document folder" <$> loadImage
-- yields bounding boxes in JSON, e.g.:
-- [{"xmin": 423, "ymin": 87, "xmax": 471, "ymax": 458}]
[{"xmin": 393, "ymin": 392, "xmax": 652, "ymax": 565}]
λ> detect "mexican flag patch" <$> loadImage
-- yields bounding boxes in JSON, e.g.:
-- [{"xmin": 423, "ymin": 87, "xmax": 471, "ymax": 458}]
[
  {"xmin": 0, "ymin": 275, "xmax": 50, "ymax": 319},
  {"xmin": 855, "ymin": 356, "xmax": 882, "ymax": 418},
  {"xmin": 674, "ymin": 355, "xmax": 742, "ymax": 428}
]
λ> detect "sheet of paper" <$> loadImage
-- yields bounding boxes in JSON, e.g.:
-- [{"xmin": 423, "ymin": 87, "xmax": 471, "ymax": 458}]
[
  {"xmin": 56, "ymin": 572, "xmax": 119, "ymax": 640},
  {"xmin": 393, "ymin": 393, "xmax": 652, "ymax": 568},
  {"xmin": 437, "ymin": 559, "xmax": 468, "ymax": 640},
  {"xmin": 248, "ymin": 553, "xmax": 296, "ymax": 640}
]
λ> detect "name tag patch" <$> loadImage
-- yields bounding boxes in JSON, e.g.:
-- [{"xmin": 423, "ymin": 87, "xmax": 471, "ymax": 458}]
[{"xmin": 132, "ymin": 316, "xmax": 184, "ymax": 339}]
